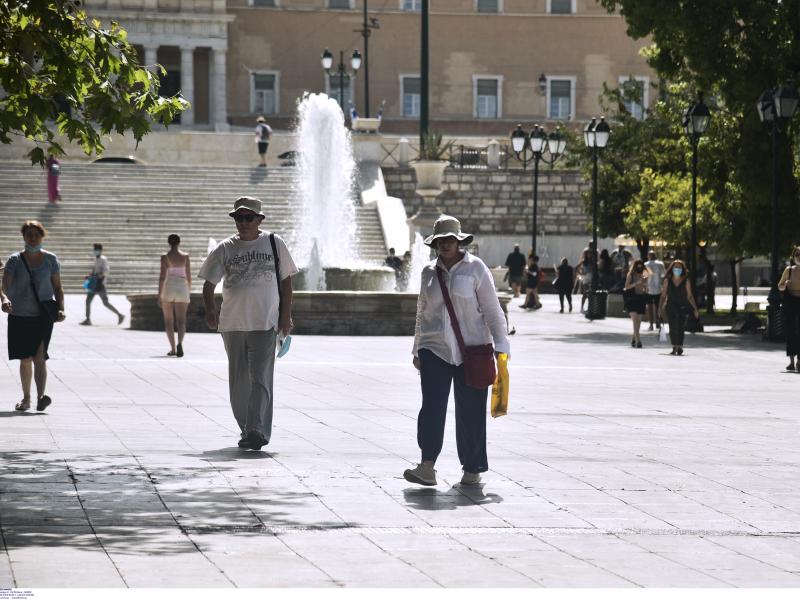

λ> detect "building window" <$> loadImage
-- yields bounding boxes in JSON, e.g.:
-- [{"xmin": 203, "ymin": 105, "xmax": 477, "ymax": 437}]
[
  {"xmin": 401, "ymin": 0, "xmax": 421, "ymax": 10},
  {"xmin": 327, "ymin": 73, "xmax": 352, "ymax": 109},
  {"xmin": 401, "ymin": 76, "xmax": 421, "ymax": 117},
  {"xmin": 547, "ymin": 77, "xmax": 574, "ymax": 120},
  {"xmin": 548, "ymin": 0, "xmax": 575, "ymax": 14},
  {"xmin": 328, "ymin": 0, "xmax": 352, "ymax": 8},
  {"xmin": 252, "ymin": 0, "xmax": 277, "ymax": 6},
  {"xmin": 477, "ymin": 0, "xmax": 500, "ymax": 12},
  {"xmin": 474, "ymin": 77, "xmax": 502, "ymax": 119},
  {"xmin": 252, "ymin": 72, "xmax": 279, "ymax": 115},
  {"xmin": 619, "ymin": 76, "xmax": 649, "ymax": 120}
]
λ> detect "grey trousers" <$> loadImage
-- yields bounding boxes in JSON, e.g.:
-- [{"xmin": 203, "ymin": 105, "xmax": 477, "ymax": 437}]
[{"xmin": 221, "ymin": 330, "xmax": 277, "ymax": 440}]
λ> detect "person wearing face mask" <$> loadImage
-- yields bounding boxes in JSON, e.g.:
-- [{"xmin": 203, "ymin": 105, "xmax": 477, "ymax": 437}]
[
  {"xmin": 404, "ymin": 215, "xmax": 510, "ymax": 487},
  {"xmin": 777, "ymin": 245, "xmax": 800, "ymax": 371},
  {"xmin": 624, "ymin": 259, "xmax": 650, "ymax": 347},
  {"xmin": 1, "ymin": 220, "xmax": 66, "ymax": 412},
  {"xmin": 81, "ymin": 243, "xmax": 124, "ymax": 326},
  {"xmin": 658, "ymin": 259, "xmax": 699, "ymax": 356}
]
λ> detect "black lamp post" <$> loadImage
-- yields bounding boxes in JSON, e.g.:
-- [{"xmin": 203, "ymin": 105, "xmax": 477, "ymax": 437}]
[
  {"xmin": 757, "ymin": 82, "xmax": 799, "ymax": 332},
  {"xmin": 321, "ymin": 48, "xmax": 361, "ymax": 111},
  {"xmin": 682, "ymin": 92, "xmax": 711, "ymax": 330},
  {"xmin": 510, "ymin": 123, "xmax": 566, "ymax": 256},
  {"xmin": 583, "ymin": 116, "xmax": 610, "ymax": 319}
]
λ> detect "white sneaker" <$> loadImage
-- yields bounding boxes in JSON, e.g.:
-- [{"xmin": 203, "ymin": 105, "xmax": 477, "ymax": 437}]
[
  {"xmin": 403, "ymin": 463, "xmax": 437, "ymax": 486},
  {"xmin": 460, "ymin": 471, "xmax": 481, "ymax": 485}
]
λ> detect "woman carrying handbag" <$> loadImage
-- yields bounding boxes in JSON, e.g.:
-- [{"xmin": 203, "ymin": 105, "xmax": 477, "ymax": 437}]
[
  {"xmin": 1, "ymin": 221, "xmax": 65, "ymax": 412},
  {"xmin": 404, "ymin": 215, "xmax": 510, "ymax": 487}
]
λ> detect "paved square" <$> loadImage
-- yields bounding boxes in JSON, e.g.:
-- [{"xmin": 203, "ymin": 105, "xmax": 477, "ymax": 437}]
[{"xmin": 1, "ymin": 295, "xmax": 799, "ymax": 587}]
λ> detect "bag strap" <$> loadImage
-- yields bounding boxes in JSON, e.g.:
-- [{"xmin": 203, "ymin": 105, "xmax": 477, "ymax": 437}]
[
  {"xmin": 436, "ymin": 266, "xmax": 467, "ymax": 355},
  {"xmin": 269, "ymin": 233, "xmax": 282, "ymax": 313},
  {"xmin": 19, "ymin": 253, "xmax": 45, "ymax": 313}
]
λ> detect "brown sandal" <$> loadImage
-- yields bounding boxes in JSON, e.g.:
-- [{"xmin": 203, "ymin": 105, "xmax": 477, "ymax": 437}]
[{"xmin": 14, "ymin": 399, "xmax": 31, "ymax": 411}]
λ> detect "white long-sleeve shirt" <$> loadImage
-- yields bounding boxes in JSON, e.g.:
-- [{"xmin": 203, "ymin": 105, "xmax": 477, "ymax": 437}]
[{"xmin": 413, "ymin": 251, "xmax": 510, "ymax": 365}]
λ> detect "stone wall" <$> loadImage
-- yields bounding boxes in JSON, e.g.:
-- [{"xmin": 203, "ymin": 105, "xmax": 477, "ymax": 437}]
[{"xmin": 383, "ymin": 168, "xmax": 591, "ymax": 238}]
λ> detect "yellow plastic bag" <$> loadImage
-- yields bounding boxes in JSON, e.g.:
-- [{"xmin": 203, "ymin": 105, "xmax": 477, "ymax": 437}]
[{"xmin": 490, "ymin": 353, "xmax": 509, "ymax": 418}]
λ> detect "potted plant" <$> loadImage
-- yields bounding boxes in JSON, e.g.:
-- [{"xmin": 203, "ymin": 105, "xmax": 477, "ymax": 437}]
[{"xmin": 411, "ymin": 131, "xmax": 454, "ymax": 192}]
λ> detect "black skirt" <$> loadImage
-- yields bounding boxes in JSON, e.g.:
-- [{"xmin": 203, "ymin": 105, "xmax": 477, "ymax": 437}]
[
  {"xmin": 625, "ymin": 292, "xmax": 647, "ymax": 315},
  {"xmin": 7, "ymin": 314, "xmax": 53, "ymax": 360}
]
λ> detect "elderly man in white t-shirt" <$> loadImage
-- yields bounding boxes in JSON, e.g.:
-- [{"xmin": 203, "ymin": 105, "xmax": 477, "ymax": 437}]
[{"xmin": 199, "ymin": 196, "xmax": 298, "ymax": 450}]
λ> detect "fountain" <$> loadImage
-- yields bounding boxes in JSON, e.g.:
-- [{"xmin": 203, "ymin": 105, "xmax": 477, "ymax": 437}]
[{"xmin": 291, "ymin": 93, "xmax": 394, "ymax": 292}]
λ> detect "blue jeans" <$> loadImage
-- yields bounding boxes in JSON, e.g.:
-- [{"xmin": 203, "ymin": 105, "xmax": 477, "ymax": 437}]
[{"xmin": 417, "ymin": 349, "xmax": 489, "ymax": 473}]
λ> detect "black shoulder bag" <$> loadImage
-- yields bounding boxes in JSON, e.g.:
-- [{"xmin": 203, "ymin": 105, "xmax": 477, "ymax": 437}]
[
  {"xmin": 269, "ymin": 233, "xmax": 282, "ymax": 314},
  {"xmin": 19, "ymin": 254, "xmax": 59, "ymax": 323}
]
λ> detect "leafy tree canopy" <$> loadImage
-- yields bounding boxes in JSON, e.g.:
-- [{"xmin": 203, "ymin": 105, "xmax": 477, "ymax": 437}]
[{"xmin": 1, "ymin": 0, "xmax": 187, "ymax": 164}]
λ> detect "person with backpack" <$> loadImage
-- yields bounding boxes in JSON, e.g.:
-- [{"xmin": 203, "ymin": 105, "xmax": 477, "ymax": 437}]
[
  {"xmin": 199, "ymin": 196, "xmax": 298, "ymax": 450},
  {"xmin": 254, "ymin": 116, "xmax": 272, "ymax": 167}
]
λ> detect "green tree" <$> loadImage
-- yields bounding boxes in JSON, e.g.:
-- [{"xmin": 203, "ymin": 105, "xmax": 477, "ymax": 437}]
[
  {"xmin": 598, "ymin": 0, "xmax": 800, "ymax": 259},
  {"xmin": 1, "ymin": 0, "xmax": 187, "ymax": 164}
]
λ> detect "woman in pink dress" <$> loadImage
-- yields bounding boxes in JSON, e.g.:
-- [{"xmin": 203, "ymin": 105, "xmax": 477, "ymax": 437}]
[{"xmin": 44, "ymin": 156, "xmax": 61, "ymax": 203}]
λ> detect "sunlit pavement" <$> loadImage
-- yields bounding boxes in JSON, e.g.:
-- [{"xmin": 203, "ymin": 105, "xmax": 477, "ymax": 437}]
[{"xmin": 1, "ymin": 294, "xmax": 798, "ymax": 587}]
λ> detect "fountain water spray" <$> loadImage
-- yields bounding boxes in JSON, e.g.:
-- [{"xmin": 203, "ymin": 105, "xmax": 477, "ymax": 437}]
[{"xmin": 293, "ymin": 93, "xmax": 358, "ymax": 278}]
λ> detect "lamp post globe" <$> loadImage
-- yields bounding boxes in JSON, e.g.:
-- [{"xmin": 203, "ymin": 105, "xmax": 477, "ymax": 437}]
[
  {"xmin": 321, "ymin": 48, "xmax": 333, "ymax": 71},
  {"xmin": 511, "ymin": 124, "xmax": 527, "ymax": 154},
  {"xmin": 350, "ymin": 49, "xmax": 362, "ymax": 72}
]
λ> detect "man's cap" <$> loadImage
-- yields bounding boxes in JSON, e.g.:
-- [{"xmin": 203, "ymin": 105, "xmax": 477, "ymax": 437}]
[{"xmin": 229, "ymin": 196, "xmax": 265, "ymax": 217}]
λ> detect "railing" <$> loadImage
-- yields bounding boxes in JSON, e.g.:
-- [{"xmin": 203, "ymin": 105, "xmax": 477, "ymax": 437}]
[{"xmin": 380, "ymin": 141, "xmax": 535, "ymax": 170}]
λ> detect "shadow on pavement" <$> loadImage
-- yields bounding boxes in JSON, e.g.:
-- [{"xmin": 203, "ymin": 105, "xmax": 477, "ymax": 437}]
[
  {"xmin": 402, "ymin": 485, "xmax": 503, "ymax": 511},
  {"xmin": 0, "ymin": 450, "xmax": 346, "ymax": 555},
  {"xmin": 191, "ymin": 448, "xmax": 277, "ymax": 461},
  {"xmin": 535, "ymin": 329, "xmax": 781, "ymax": 352},
  {"xmin": 0, "ymin": 412, "xmax": 40, "ymax": 418}
]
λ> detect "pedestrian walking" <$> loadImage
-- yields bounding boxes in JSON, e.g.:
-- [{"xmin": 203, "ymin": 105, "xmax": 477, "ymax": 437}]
[
  {"xmin": 624, "ymin": 259, "xmax": 650, "ymax": 348},
  {"xmin": 158, "ymin": 234, "xmax": 191, "ymax": 357},
  {"xmin": 81, "ymin": 244, "xmax": 125, "ymax": 326},
  {"xmin": 555, "ymin": 257, "xmax": 574, "ymax": 313},
  {"xmin": 404, "ymin": 215, "xmax": 510, "ymax": 486},
  {"xmin": 44, "ymin": 155, "xmax": 62, "ymax": 203},
  {"xmin": 576, "ymin": 249, "xmax": 592, "ymax": 312},
  {"xmin": 199, "ymin": 196, "xmax": 298, "ymax": 450},
  {"xmin": 778, "ymin": 246, "xmax": 800, "ymax": 371},
  {"xmin": 658, "ymin": 259, "xmax": 699, "ymax": 356},
  {"xmin": 644, "ymin": 250, "xmax": 666, "ymax": 330},
  {"xmin": 255, "ymin": 116, "xmax": 272, "ymax": 167},
  {"xmin": 1, "ymin": 221, "xmax": 65, "ymax": 412},
  {"xmin": 521, "ymin": 254, "xmax": 542, "ymax": 310},
  {"xmin": 504, "ymin": 244, "xmax": 526, "ymax": 297}
]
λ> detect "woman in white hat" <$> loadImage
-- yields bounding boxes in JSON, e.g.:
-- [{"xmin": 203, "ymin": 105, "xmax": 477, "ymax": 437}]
[{"xmin": 404, "ymin": 215, "xmax": 510, "ymax": 487}]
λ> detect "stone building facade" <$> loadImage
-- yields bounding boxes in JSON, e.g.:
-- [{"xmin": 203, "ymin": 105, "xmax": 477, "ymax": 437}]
[
  {"xmin": 82, "ymin": 1, "xmax": 654, "ymax": 136},
  {"xmin": 83, "ymin": 0, "xmax": 234, "ymax": 130}
]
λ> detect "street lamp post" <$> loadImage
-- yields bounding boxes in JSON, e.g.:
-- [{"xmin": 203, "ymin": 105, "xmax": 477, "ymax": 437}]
[
  {"xmin": 682, "ymin": 93, "xmax": 711, "ymax": 331},
  {"xmin": 757, "ymin": 81, "xmax": 799, "ymax": 339},
  {"xmin": 510, "ymin": 124, "xmax": 566, "ymax": 256},
  {"xmin": 583, "ymin": 116, "xmax": 611, "ymax": 320},
  {"xmin": 321, "ymin": 48, "xmax": 362, "ymax": 111}
]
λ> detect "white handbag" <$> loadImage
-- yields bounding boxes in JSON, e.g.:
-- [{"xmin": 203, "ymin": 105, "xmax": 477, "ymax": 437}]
[{"xmin": 659, "ymin": 324, "xmax": 669, "ymax": 343}]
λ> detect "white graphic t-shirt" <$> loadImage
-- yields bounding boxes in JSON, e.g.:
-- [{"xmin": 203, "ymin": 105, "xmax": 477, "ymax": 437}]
[{"xmin": 198, "ymin": 231, "xmax": 298, "ymax": 332}]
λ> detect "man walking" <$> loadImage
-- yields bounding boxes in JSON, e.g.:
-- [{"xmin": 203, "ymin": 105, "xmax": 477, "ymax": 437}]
[
  {"xmin": 254, "ymin": 116, "xmax": 272, "ymax": 167},
  {"xmin": 199, "ymin": 196, "xmax": 297, "ymax": 450},
  {"xmin": 81, "ymin": 243, "xmax": 124, "ymax": 326},
  {"xmin": 504, "ymin": 244, "xmax": 526, "ymax": 297}
]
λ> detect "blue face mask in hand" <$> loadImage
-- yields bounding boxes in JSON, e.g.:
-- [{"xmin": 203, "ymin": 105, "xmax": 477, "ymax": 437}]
[
  {"xmin": 25, "ymin": 244, "xmax": 42, "ymax": 253},
  {"xmin": 672, "ymin": 267, "xmax": 683, "ymax": 277}
]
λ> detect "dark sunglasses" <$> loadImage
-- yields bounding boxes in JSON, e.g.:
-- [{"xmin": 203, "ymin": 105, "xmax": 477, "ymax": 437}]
[{"xmin": 232, "ymin": 213, "xmax": 258, "ymax": 223}]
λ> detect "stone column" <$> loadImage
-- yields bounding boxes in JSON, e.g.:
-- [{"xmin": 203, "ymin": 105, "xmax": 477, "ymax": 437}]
[
  {"xmin": 144, "ymin": 44, "xmax": 158, "ymax": 72},
  {"xmin": 180, "ymin": 46, "xmax": 195, "ymax": 127},
  {"xmin": 211, "ymin": 48, "xmax": 229, "ymax": 132},
  {"xmin": 487, "ymin": 139, "xmax": 500, "ymax": 169}
]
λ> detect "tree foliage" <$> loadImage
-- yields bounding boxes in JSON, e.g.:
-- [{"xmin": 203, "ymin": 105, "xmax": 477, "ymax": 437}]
[
  {"xmin": 598, "ymin": 0, "xmax": 800, "ymax": 259},
  {"xmin": 0, "ymin": 0, "xmax": 187, "ymax": 164}
]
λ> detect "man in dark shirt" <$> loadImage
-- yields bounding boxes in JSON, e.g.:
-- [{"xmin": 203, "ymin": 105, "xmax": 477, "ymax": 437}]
[
  {"xmin": 385, "ymin": 248, "xmax": 404, "ymax": 291},
  {"xmin": 504, "ymin": 244, "xmax": 526, "ymax": 297}
]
